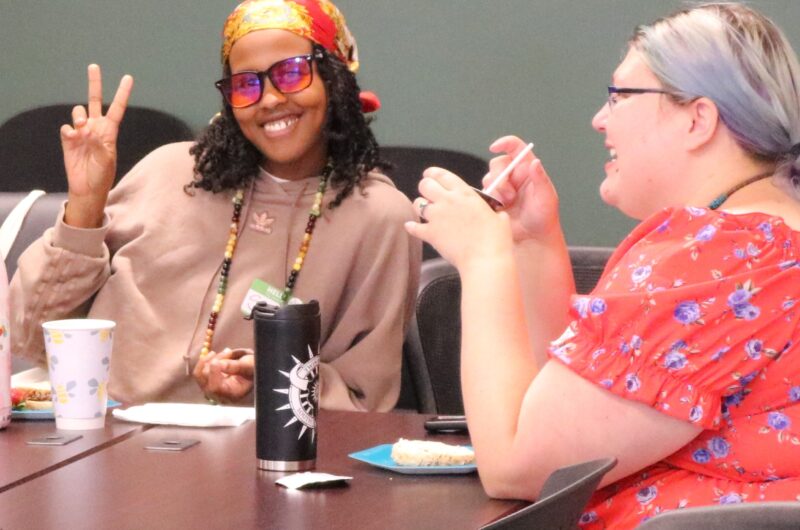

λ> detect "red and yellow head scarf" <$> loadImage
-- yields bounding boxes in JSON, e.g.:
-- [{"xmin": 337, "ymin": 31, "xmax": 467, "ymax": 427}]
[
  {"xmin": 222, "ymin": 0, "xmax": 379, "ymax": 111},
  {"xmin": 222, "ymin": 0, "xmax": 358, "ymax": 72}
]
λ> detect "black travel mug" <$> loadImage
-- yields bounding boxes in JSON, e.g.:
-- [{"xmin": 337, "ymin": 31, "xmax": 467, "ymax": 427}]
[{"xmin": 251, "ymin": 301, "xmax": 320, "ymax": 471}]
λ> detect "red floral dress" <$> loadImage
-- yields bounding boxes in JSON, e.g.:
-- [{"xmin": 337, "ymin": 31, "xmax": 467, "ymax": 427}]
[{"xmin": 548, "ymin": 207, "xmax": 800, "ymax": 529}]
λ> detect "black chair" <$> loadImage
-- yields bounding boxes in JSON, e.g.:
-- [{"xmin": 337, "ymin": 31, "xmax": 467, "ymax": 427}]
[
  {"xmin": 636, "ymin": 502, "xmax": 800, "ymax": 530},
  {"xmin": 0, "ymin": 104, "xmax": 194, "ymax": 192},
  {"xmin": 381, "ymin": 145, "xmax": 488, "ymax": 260},
  {"xmin": 481, "ymin": 457, "xmax": 617, "ymax": 530},
  {"xmin": 397, "ymin": 246, "xmax": 614, "ymax": 414},
  {"xmin": 569, "ymin": 246, "xmax": 614, "ymax": 294},
  {"xmin": 398, "ymin": 258, "xmax": 461, "ymax": 413}
]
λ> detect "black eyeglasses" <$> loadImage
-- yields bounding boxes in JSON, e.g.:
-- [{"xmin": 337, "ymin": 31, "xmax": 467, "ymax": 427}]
[
  {"xmin": 216, "ymin": 50, "xmax": 324, "ymax": 108},
  {"xmin": 607, "ymin": 86, "xmax": 679, "ymax": 110}
]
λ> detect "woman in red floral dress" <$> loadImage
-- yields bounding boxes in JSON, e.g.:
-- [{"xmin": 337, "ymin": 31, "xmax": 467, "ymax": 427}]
[{"xmin": 406, "ymin": 3, "xmax": 800, "ymax": 528}]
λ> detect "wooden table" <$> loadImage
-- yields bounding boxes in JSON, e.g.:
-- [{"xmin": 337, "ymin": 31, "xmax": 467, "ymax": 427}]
[
  {"xmin": 0, "ymin": 416, "xmax": 146, "ymax": 494},
  {"xmin": 0, "ymin": 411, "xmax": 524, "ymax": 529}
]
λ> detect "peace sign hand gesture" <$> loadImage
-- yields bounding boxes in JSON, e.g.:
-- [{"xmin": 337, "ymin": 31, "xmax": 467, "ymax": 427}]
[{"xmin": 62, "ymin": 64, "xmax": 133, "ymax": 228}]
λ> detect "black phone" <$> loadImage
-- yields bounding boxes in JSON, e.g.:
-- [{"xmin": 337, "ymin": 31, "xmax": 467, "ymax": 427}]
[{"xmin": 423, "ymin": 415, "xmax": 468, "ymax": 433}]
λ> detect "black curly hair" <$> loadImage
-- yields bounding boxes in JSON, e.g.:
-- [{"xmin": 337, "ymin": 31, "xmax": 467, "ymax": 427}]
[{"xmin": 188, "ymin": 44, "xmax": 389, "ymax": 208}]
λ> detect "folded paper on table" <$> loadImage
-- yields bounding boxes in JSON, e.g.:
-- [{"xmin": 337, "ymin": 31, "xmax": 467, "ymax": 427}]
[
  {"xmin": 112, "ymin": 403, "xmax": 255, "ymax": 427},
  {"xmin": 275, "ymin": 472, "xmax": 353, "ymax": 490}
]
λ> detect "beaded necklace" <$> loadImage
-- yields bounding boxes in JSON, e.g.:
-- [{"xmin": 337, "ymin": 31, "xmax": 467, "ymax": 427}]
[
  {"xmin": 185, "ymin": 168, "xmax": 330, "ymax": 374},
  {"xmin": 708, "ymin": 170, "xmax": 773, "ymax": 210}
]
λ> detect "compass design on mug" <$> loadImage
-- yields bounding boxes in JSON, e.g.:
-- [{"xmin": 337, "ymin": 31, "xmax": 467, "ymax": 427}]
[{"xmin": 274, "ymin": 345, "xmax": 319, "ymax": 440}]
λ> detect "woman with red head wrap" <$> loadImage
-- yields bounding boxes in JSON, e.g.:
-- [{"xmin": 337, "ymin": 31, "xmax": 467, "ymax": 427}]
[{"xmin": 11, "ymin": 0, "xmax": 420, "ymax": 411}]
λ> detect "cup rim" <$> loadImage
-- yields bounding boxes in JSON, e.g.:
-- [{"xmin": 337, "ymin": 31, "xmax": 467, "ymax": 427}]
[{"xmin": 42, "ymin": 319, "xmax": 116, "ymax": 331}]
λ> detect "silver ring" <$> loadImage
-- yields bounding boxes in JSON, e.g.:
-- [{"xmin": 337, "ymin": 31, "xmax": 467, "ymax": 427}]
[{"xmin": 419, "ymin": 200, "xmax": 429, "ymax": 221}]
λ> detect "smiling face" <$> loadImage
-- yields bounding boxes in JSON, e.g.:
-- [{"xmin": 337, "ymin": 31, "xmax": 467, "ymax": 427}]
[
  {"xmin": 228, "ymin": 29, "xmax": 328, "ymax": 181},
  {"xmin": 591, "ymin": 48, "xmax": 691, "ymax": 220}
]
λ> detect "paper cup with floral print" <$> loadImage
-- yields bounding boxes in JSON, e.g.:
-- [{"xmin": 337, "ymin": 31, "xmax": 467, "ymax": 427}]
[{"xmin": 42, "ymin": 319, "xmax": 115, "ymax": 430}]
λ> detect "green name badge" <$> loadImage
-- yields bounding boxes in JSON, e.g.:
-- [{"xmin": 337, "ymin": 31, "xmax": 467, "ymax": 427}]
[{"xmin": 241, "ymin": 278, "xmax": 302, "ymax": 316}]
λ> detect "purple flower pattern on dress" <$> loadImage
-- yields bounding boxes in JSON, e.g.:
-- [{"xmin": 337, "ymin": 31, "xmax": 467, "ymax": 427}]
[
  {"xmin": 551, "ymin": 208, "xmax": 800, "ymax": 527},
  {"xmin": 758, "ymin": 221, "xmax": 775, "ymax": 242},
  {"xmin": 735, "ymin": 304, "xmax": 761, "ymax": 320},
  {"xmin": 688, "ymin": 406, "xmax": 704, "ymax": 423},
  {"xmin": 708, "ymin": 437, "xmax": 730, "ymax": 458},
  {"xmin": 727, "ymin": 288, "xmax": 751, "ymax": 307},
  {"xmin": 573, "ymin": 297, "xmax": 590, "ymax": 319},
  {"xmin": 590, "ymin": 298, "xmax": 607, "ymax": 315},
  {"xmin": 664, "ymin": 351, "xmax": 688, "ymax": 371},
  {"xmin": 673, "ymin": 301, "xmax": 701, "ymax": 324},
  {"xmin": 695, "ymin": 224, "xmax": 717, "ymax": 242},
  {"xmin": 740, "ymin": 372, "xmax": 759, "ymax": 386},
  {"xmin": 625, "ymin": 374, "xmax": 641, "ymax": 393},
  {"xmin": 727, "ymin": 284, "xmax": 761, "ymax": 321},
  {"xmin": 719, "ymin": 493, "xmax": 743, "ymax": 505},
  {"xmin": 711, "ymin": 346, "xmax": 729, "ymax": 361},
  {"xmin": 745, "ymin": 339, "xmax": 763, "ymax": 360},
  {"xmin": 692, "ymin": 448, "xmax": 711, "ymax": 463},
  {"xmin": 768, "ymin": 412, "xmax": 791, "ymax": 431},
  {"xmin": 724, "ymin": 391, "xmax": 745, "ymax": 408},
  {"xmin": 636, "ymin": 486, "xmax": 658, "ymax": 505},
  {"xmin": 631, "ymin": 265, "xmax": 652, "ymax": 285}
]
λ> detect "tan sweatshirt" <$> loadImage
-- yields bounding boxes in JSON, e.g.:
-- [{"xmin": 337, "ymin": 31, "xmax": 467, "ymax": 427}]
[{"xmin": 10, "ymin": 143, "xmax": 421, "ymax": 411}]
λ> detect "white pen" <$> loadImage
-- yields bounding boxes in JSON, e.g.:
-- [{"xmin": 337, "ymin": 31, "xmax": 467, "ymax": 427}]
[{"xmin": 483, "ymin": 142, "xmax": 535, "ymax": 196}]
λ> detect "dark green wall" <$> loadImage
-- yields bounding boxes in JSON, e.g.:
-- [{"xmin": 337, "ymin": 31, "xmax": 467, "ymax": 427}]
[{"xmin": 3, "ymin": 1, "xmax": 800, "ymax": 246}]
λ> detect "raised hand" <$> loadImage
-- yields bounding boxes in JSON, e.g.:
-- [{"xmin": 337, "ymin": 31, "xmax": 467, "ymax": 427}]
[
  {"xmin": 62, "ymin": 64, "xmax": 133, "ymax": 228},
  {"xmin": 482, "ymin": 135, "xmax": 560, "ymax": 242}
]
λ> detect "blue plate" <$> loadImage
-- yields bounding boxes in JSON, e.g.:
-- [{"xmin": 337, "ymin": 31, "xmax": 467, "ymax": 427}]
[
  {"xmin": 348, "ymin": 443, "xmax": 476, "ymax": 475},
  {"xmin": 11, "ymin": 400, "xmax": 122, "ymax": 421}
]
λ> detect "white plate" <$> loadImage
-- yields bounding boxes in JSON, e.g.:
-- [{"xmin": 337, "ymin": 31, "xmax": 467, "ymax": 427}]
[{"xmin": 348, "ymin": 443, "xmax": 476, "ymax": 475}]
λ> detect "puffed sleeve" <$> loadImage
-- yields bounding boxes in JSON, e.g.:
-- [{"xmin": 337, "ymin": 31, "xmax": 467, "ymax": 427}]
[
  {"xmin": 548, "ymin": 207, "xmax": 800, "ymax": 430},
  {"xmin": 9, "ymin": 207, "xmax": 111, "ymax": 365},
  {"xmin": 9, "ymin": 144, "xmax": 180, "ymax": 366}
]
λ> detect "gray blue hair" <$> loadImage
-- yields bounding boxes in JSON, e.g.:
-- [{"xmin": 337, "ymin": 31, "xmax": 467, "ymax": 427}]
[{"xmin": 632, "ymin": 3, "xmax": 800, "ymax": 188}]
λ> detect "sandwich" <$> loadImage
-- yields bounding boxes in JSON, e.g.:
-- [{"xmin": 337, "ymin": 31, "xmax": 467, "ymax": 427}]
[
  {"xmin": 391, "ymin": 438, "xmax": 475, "ymax": 466},
  {"xmin": 11, "ymin": 382, "xmax": 53, "ymax": 411}
]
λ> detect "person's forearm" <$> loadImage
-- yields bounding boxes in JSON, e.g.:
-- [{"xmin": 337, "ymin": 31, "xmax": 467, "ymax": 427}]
[
  {"xmin": 513, "ymin": 227, "xmax": 575, "ymax": 367},
  {"xmin": 458, "ymin": 253, "xmax": 539, "ymax": 492},
  {"xmin": 64, "ymin": 194, "xmax": 107, "ymax": 229}
]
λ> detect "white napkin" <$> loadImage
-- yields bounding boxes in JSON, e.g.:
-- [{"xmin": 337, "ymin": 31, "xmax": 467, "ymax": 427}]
[
  {"xmin": 112, "ymin": 403, "xmax": 255, "ymax": 427},
  {"xmin": 275, "ymin": 472, "xmax": 353, "ymax": 490}
]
